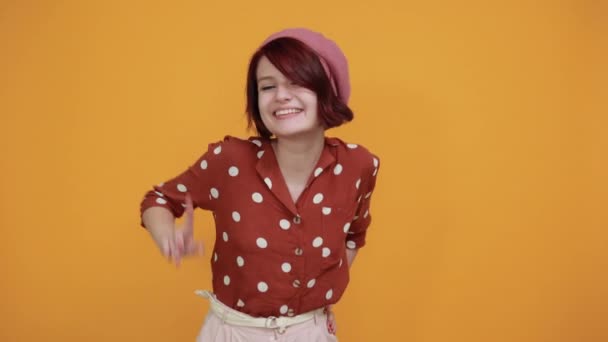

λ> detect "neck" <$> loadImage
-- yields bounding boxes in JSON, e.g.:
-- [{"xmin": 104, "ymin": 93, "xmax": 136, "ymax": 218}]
[{"xmin": 272, "ymin": 130, "xmax": 325, "ymax": 172}]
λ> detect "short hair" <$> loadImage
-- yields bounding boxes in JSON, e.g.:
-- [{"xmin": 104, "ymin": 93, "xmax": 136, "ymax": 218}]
[{"xmin": 245, "ymin": 37, "xmax": 353, "ymax": 138}]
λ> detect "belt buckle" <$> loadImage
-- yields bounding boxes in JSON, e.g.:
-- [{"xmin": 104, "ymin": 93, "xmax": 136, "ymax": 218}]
[{"xmin": 266, "ymin": 316, "xmax": 287, "ymax": 335}]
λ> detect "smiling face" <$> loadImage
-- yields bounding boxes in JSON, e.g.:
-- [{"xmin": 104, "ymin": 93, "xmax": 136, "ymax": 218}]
[
  {"xmin": 255, "ymin": 56, "xmax": 322, "ymax": 139},
  {"xmin": 245, "ymin": 37, "xmax": 354, "ymax": 139}
]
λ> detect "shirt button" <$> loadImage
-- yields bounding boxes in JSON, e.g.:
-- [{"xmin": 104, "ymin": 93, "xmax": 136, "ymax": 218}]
[
  {"xmin": 292, "ymin": 279, "xmax": 301, "ymax": 288},
  {"xmin": 295, "ymin": 248, "xmax": 303, "ymax": 256},
  {"xmin": 287, "ymin": 309, "xmax": 295, "ymax": 317},
  {"xmin": 293, "ymin": 215, "xmax": 302, "ymax": 224}
]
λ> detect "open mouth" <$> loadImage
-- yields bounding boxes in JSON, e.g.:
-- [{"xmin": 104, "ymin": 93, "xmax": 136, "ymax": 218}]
[{"xmin": 273, "ymin": 108, "xmax": 303, "ymax": 119}]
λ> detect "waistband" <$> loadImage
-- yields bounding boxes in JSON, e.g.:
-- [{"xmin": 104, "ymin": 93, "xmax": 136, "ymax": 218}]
[{"xmin": 195, "ymin": 289, "xmax": 324, "ymax": 334}]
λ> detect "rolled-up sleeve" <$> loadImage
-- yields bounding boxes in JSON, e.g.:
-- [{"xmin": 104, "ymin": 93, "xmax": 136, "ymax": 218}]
[
  {"xmin": 139, "ymin": 138, "xmax": 229, "ymax": 228},
  {"xmin": 346, "ymin": 154, "xmax": 380, "ymax": 250}
]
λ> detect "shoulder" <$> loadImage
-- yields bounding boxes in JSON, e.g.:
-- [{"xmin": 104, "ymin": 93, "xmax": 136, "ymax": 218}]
[
  {"xmin": 192, "ymin": 135, "xmax": 265, "ymax": 175},
  {"xmin": 327, "ymin": 137, "xmax": 380, "ymax": 173},
  {"xmin": 204, "ymin": 135, "xmax": 266, "ymax": 156}
]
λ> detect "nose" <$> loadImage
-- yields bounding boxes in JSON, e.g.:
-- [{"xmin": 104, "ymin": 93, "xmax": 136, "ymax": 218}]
[{"xmin": 275, "ymin": 84, "xmax": 293, "ymax": 102}]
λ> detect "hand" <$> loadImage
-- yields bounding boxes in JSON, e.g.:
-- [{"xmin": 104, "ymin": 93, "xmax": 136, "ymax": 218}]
[
  {"xmin": 325, "ymin": 305, "xmax": 337, "ymax": 335},
  {"xmin": 153, "ymin": 193, "xmax": 204, "ymax": 267}
]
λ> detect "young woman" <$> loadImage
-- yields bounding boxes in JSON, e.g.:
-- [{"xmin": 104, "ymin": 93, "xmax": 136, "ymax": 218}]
[{"xmin": 140, "ymin": 27, "xmax": 380, "ymax": 341}]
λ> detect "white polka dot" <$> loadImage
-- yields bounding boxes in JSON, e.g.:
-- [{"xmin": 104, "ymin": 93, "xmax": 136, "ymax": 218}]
[
  {"xmin": 154, "ymin": 191, "xmax": 164, "ymax": 197},
  {"xmin": 279, "ymin": 219, "xmax": 291, "ymax": 230},
  {"xmin": 228, "ymin": 166, "xmax": 239, "ymax": 177},
  {"xmin": 237, "ymin": 299, "xmax": 245, "ymax": 307},
  {"xmin": 257, "ymin": 150, "xmax": 265, "ymax": 159},
  {"xmin": 257, "ymin": 282, "xmax": 269, "ymax": 293},
  {"xmin": 210, "ymin": 188, "xmax": 219, "ymax": 199},
  {"xmin": 200, "ymin": 160, "xmax": 208, "ymax": 169},
  {"xmin": 314, "ymin": 167, "xmax": 323, "ymax": 177},
  {"xmin": 373, "ymin": 157, "xmax": 379, "ymax": 168},
  {"xmin": 281, "ymin": 262, "xmax": 291, "ymax": 273},
  {"xmin": 364, "ymin": 210, "xmax": 369, "ymax": 218},
  {"xmin": 224, "ymin": 275, "xmax": 230, "ymax": 285},
  {"xmin": 232, "ymin": 211, "xmax": 241, "ymax": 222},
  {"xmin": 252, "ymin": 192, "xmax": 263, "ymax": 203},
  {"xmin": 373, "ymin": 168, "xmax": 378, "ymax": 176},
  {"xmin": 343, "ymin": 223, "xmax": 351, "ymax": 233},
  {"xmin": 237, "ymin": 256, "xmax": 244, "ymax": 267},
  {"xmin": 251, "ymin": 139, "xmax": 262, "ymax": 147},
  {"xmin": 322, "ymin": 207, "xmax": 332, "ymax": 215},
  {"xmin": 346, "ymin": 241, "xmax": 357, "ymax": 249},
  {"xmin": 214, "ymin": 253, "xmax": 218, "ymax": 262},
  {"xmin": 326, "ymin": 289, "xmax": 333, "ymax": 300},
  {"xmin": 333, "ymin": 164, "xmax": 343, "ymax": 175},
  {"xmin": 222, "ymin": 232, "xmax": 228, "ymax": 242},
  {"xmin": 355, "ymin": 178, "xmax": 361, "ymax": 189},
  {"xmin": 353, "ymin": 215, "xmax": 359, "ymax": 220},
  {"xmin": 155, "ymin": 198, "xmax": 167, "ymax": 205},
  {"xmin": 280, "ymin": 305, "xmax": 288, "ymax": 315},
  {"xmin": 312, "ymin": 237, "xmax": 323, "ymax": 248},
  {"xmin": 339, "ymin": 259, "xmax": 343, "ymax": 268},
  {"xmin": 347, "ymin": 143, "xmax": 358, "ymax": 149},
  {"xmin": 307, "ymin": 279, "xmax": 316, "ymax": 288},
  {"xmin": 312, "ymin": 193, "xmax": 324, "ymax": 204},
  {"xmin": 177, "ymin": 184, "xmax": 187, "ymax": 192},
  {"xmin": 365, "ymin": 192, "xmax": 372, "ymax": 199},
  {"xmin": 264, "ymin": 177, "xmax": 272, "ymax": 189},
  {"xmin": 357, "ymin": 195, "xmax": 362, "ymax": 203},
  {"xmin": 256, "ymin": 238, "xmax": 268, "ymax": 249},
  {"xmin": 322, "ymin": 247, "xmax": 331, "ymax": 258},
  {"xmin": 214, "ymin": 146, "xmax": 222, "ymax": 155}
]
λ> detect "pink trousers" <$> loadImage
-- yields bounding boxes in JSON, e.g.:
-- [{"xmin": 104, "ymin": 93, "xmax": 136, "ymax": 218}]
[{"xmin": 195, "ymin": 305, "xmax": 338, "ymax": 342}]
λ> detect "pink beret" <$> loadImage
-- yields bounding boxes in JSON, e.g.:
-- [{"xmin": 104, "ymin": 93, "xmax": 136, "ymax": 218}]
[{"xmin": 261, "ymin": 28, "xmax": 351, "ymax": 104}]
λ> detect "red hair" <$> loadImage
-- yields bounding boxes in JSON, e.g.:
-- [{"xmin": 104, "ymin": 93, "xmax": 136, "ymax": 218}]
[{"xmin": 245, "ymin": 37, "xmax": 353, "ymax": 138}]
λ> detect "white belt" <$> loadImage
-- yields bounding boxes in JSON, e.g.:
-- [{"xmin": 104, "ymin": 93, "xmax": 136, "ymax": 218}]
[{"xmin": 195, "ymin": 290, "xmax": 323, "ymax": 334}]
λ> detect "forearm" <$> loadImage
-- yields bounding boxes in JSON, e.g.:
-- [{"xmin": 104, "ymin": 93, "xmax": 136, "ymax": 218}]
[
  {"xmin": 346, "ymin": 248, "xmax": 358, "ymax": 268},
  {"xmin": 142, "ymin": 206, "xmax": 175, "ymax": 237}
]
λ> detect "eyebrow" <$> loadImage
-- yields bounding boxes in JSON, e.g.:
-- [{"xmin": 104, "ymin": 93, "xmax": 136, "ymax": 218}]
[{"xmin": 257, "ymin": 76, "xmax": 275, "ymax": 82}]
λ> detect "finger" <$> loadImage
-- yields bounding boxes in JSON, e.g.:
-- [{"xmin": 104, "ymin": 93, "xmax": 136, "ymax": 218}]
[
  {"xmin": 169, "ymin": 238, "xmax": 181, "ymax": 267},
  {"xmin": 326, "ymin": 309, "xmax": 337, "ymax": 334},
  {"xmin": 161, "ymin": 238, "xmax": 170, "ymax": 258},
  {"xmin": 328, "ymin": 319, "xmax": 336, "ymax": 334},
  {"xmin": 175, "ymin": 230, "xmax": 185, "ymax": 254},
  {"xmin": 183, "ymin": 193, "xmax": 194, "ymax": 234},
  {"xmin": 168, "ymin": 238, "xmax": 175, "ymax": 260},
  {"xmin": 185, "ymin": 240, "xmax": 204, "ymax": 256}
]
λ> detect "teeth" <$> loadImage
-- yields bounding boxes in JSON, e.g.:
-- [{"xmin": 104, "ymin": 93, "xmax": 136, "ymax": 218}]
[{"xmin": 275, "ymin": 108, "xmax": 302, "ymax": 116}]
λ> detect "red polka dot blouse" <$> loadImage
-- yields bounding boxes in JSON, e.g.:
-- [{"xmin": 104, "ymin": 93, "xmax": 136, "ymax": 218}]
[{"xmin": 140, "ymin": 135, "xmax": 380, "ymax": 318}]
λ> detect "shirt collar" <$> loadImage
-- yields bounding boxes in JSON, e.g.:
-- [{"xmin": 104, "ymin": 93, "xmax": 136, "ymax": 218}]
[{"xmin": 255, "ymin": 137, "xmax": 338, "ymax": 215}]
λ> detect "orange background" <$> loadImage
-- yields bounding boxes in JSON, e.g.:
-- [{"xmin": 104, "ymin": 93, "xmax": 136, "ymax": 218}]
[{"xmin": 1, "ymin": 1, "xmax": 606, "ymax": 341}]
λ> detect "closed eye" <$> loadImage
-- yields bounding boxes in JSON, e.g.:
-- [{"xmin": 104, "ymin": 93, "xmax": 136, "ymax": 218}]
[{"xmin": 260, "ymin": 85, "xmax": 275, "ymax": 91}]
